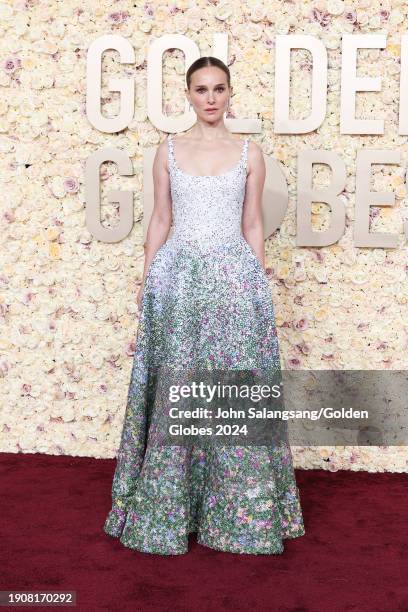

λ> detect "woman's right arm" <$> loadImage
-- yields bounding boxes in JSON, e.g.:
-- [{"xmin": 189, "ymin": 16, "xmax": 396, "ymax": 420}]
[{"xmin": 140, "ymin": 138, "xmax": 173, "ymax": 285}]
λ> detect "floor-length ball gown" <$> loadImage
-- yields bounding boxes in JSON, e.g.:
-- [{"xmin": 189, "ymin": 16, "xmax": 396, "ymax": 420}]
[{"xmin": 103, "ymin": 133, "xmax": 305, "ymax": 555}]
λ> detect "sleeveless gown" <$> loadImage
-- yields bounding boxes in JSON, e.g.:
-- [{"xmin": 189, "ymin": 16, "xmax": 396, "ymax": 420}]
[{"xmin": 103, "ymin": 134, "xmax": 305, "ymax": 555}]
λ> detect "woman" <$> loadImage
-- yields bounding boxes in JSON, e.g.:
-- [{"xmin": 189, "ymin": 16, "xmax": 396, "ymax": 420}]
[{"xmin": 103, "ymin": 56, "xmax": 305, "ymax": 555}]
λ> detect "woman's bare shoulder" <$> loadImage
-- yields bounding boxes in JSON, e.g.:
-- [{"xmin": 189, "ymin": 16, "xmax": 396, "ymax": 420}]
[
  {"xmin": 247, "ymin": 138, "xmax": 262, "ymax": 150},
  {"xmin": 247, "ymin": 139, "xmax": 263, "ymax": 157},
  {"xmin": 247, "ymin": 140, "xmax": 265, "ymax": 174},
  {"xmin": 153, "ymin": 136, "xmax": 172, "ymax": 173},
  {"xmin": 156, "ymin": 134, "xmax": 174, "ymax": 155}
]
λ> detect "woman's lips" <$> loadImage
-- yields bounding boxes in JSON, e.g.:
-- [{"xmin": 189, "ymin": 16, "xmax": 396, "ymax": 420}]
[{"xmin": 205, "ymin": 109, "xmax": 217, "ymax": 112}]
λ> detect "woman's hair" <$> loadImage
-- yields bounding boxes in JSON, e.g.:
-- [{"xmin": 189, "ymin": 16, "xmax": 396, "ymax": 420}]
[{"xmin": 186, "ymin": 56, "xmax": 231, "ymax": 90}]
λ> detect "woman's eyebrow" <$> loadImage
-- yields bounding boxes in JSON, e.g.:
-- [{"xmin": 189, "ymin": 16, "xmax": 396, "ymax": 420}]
[{"xmin": 194, "ymin": 83, "xmax": 226, "ymax": 88}]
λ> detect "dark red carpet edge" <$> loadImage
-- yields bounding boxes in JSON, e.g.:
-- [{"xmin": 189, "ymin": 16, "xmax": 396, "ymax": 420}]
[{"xmin": 1, "ymin": 452, "xmax": 407, "ymax": 612}]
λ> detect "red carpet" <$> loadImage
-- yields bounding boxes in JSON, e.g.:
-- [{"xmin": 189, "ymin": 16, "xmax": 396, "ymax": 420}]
[{"xmin": 1, "ymin": 452, "xmax": 407, "ymax": 611}]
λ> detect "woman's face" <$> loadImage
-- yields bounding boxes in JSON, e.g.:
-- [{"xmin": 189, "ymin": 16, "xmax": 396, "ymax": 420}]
[{"xmin": 187, "ymin": 66, "xmax": 231, "ymax": 122}]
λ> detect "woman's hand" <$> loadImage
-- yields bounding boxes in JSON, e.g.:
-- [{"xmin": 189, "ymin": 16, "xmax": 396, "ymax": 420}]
[{"xmin": 136, "ymin": 279, "xmax": 145, "ymax": 312}]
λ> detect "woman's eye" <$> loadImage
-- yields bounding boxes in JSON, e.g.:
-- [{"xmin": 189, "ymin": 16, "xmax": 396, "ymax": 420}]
[{"xmin": 196, "ymin": 88, "xmax": 225, "ymax": 93}]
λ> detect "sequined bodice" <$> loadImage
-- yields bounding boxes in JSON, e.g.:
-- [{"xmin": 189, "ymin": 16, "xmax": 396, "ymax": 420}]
[{"xmin": 167, "ymin": 134, "xmax": 249, "ymax": 246}]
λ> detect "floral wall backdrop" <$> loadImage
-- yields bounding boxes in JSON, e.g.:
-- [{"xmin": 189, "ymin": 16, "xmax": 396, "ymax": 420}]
[{"xmin": 0, "ymin": 0, "xmax": 407, "ymax": 472}]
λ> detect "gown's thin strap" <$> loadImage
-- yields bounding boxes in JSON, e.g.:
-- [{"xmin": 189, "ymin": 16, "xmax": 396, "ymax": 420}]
[
  {"xmin": 167, "ymin": 134, "xmax": 175, "ymax": 169},
  {"xmin": 243, "ymin": 137, "xmax": 250, "ymax": 173}
]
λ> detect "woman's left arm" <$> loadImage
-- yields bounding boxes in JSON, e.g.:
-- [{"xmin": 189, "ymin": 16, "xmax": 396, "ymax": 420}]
[{"xmin": 241, "ymin": 141, "xmax": 266, "ymax": 269}]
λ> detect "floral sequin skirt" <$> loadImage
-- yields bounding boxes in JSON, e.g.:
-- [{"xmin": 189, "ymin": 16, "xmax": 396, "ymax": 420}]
[{"xmin": 103, "ymin": 235, "xmax": 305, "ymax": 555}]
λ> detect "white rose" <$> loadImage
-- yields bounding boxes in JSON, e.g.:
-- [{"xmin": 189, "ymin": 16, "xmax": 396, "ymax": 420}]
[
  {"xmin": 389, "ymin": 9, "xmax": 404, "ymax": 26},
  {"xmin": 89, "ymin": 351, "xmax": 105, "ymax": 368},
  {"xmin": 243, "ymin": 22, "xmax": 262, "ymax": 40},
  {"xmin": 95, "ymin": 305, "xmax": 111, "ymax": 321},
  {"xmin": 82, "ymin": 403, "xmax": 100, "ymax": 418},
  {"xmin": 31, "ymin": 109, "xmax": 48, "ymax": 128},
  {"xmin": 214, "ymin": 1, "xmax": 233, "ymax": 21},
  {"xmin": 275, "ymin": 18, "xmax": 290, "ymax": 35},
  {"xmin": 60, "ymin": 406, "xmax": 76, "ymax": 422},
  {"xmin": 249, "ymin": 4, "xmax": 266, "ymax": 22},
  {"xmin": 50, "ymin": 177, "xmax": 66, "ymax": 198},
  {"xmin": 368, "ymin": 14, "xmax": 381, "ymax": 29},
  {"xmin": 133, "ymin": 31, "xmax": 146, "ymax": 49},
  {"xmin": 356, "ymin": 10, "xmax": 369, "ymax": 26},
  {"xmin": 139, "ymin": 19, "xmax": 153, "ymax": 33},
  {"xmin": 0, "ymin": 4, "xmax": 13, "ymax": 19},
  {"xmin": 324, "ymin": 33, "xmax": 340, "ymax": 49},
  {"xmin": 327, "ymin": 0, "xmax": 345, "ymax": 16},
  {"xmin": 49, "ymin": 21, "xmax": 65, "ymax": 37}
]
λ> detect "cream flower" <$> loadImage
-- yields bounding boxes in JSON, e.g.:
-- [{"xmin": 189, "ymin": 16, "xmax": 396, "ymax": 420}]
[
  {"xmin": 249, "ymin": 4, "xmax": 266, "ymax": 22},
  {"xmin": 389, "ymin": 9, "xmax": 404, "ymax": 26},
  {"xmin": 327, "ymin": 0, "xmax": 345, "ymax": 16},
  {"xmin": 214, "ymin": 1, "xmax": 233, "ymax": 21},
  {"xmin": 50, "ymin": 177, "xmax": 67, "ymax": 198},
  {"xmin": 139, "ymin": 20, "xmax": 153, "ymax": 33}
]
